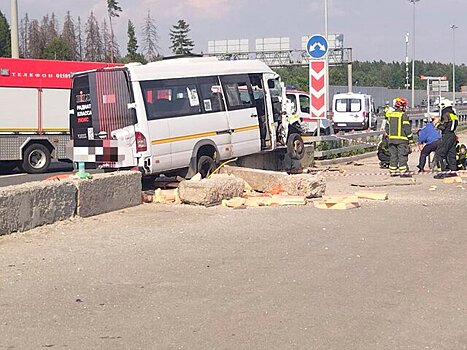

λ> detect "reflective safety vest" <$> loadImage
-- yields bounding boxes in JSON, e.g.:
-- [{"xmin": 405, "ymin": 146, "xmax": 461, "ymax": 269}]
[
  {"xmin": 449, "ymin": 113, "xmax": 459, "ymax": 132},
  {"xmin": 385, "ymin": 111, "xmax": 413, "ymax": 141}
]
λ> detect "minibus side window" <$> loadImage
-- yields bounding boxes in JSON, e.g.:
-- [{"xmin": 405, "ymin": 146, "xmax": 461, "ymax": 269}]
[
  {"xmin": 140, "ymin": 78, "xmax": 202, "ymax": 120},
  {"xmin": 220, "ymin": 75, "xmax": 254, "ymax": 111},
  {"xmin": 196, "ymin": 76, "xmax": 225, "ymax": 113}
]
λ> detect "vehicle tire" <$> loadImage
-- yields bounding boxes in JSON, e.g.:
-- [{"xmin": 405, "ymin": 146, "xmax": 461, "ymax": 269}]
[
  {"xmin": 22, "ymin": 143, "xmax": 51, "ymax": 174},
  {"xmin": 197, "ymin": 155, "xmax": 216, "ymax": 179},
  {"xmin": 0, "ymin": 161, "xmax": 19, "ymax": 173},
  {"xmin": 287, "ymin": 133, "xmax": 305, "ymax": 160}
]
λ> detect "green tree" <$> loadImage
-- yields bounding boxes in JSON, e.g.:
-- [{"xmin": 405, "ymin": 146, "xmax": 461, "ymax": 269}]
[
  {"xmin": 107, "ymin": 0, "xmax": 122, "ymax": 62},
  {"xmin": 62, "ymin": 11, "xmax": 78, "ymax": 60},
  {"xmin": 0, "ymin": 10, "xmax": 11, "ymax": 57},
  {"xmin": 169, "ymin": 19, "xmax": 194, "ymax": 55},
  {"xmin": 43, "ymin": 36, "xmax": 73, "ymax": 60}
]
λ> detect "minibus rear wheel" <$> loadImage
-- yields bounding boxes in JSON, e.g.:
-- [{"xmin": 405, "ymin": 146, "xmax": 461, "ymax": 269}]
[{"xmin": 197, "ymin": 155, "xmax": 216, "ymax": 178}]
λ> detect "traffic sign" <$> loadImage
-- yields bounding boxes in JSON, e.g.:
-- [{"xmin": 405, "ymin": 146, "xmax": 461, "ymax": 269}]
[
  {"xmin": 306, "ymin": 35, "xmax": 329, "ymax": 59},
  {"xmin": 309, "ymin": 60, "xmax": 326, "ymax": 118}
]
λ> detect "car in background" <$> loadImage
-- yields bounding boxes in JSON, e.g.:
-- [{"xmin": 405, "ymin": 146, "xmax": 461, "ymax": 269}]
[{"xmin": 286, "ymin": 89, "xmax": 333, "ymax": 135}]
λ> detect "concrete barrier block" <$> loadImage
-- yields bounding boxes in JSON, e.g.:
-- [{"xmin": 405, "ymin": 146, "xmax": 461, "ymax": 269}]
[
  {"xmin": 220, "ymin": 166, "xmax": 325, "ymax": 198},
  {"xmin": 0, "ymin": 181, "xmax": 77, "ymax": 235},
  {"xmin": 178, "ymin": 175, "xmax": 245, "ymax": 206},
  {"xmin": 71, "ymin": 171, "xmax": 142, "ymax": 218}
]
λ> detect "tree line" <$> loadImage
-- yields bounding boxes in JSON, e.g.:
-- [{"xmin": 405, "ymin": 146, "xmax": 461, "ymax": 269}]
[
  {"xmin": 277, "ymin": 60, "xmax": 467, "ymax": 92},
  {"xmin": 0, "ymin": 0, "xmax": 195, "ymax": 63}
]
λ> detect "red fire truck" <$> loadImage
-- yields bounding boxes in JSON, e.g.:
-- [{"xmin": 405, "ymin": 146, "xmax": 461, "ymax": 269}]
[{"xmin": 0, "ymin": 58, "xmax": 120, "ymax": 173}]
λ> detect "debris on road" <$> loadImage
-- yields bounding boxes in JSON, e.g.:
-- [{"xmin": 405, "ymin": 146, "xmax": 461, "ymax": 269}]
[
  {"xmin": 222, "ymin": 194, "xmax": 306, "ymax": 208},
  {"xmin": 355, "ymin": 191, "xmax": 389, "ymax": 201},
  {"xmin": 442, "ymin": 176, "xmax": 463, "ymax": 184},
  {"xmin": 351, "ymin": 178, "xmax": 418, "ymax": 188},
  {"xmin": 314, "ymin": 195, "xmax": 361, "ymax": 210}
]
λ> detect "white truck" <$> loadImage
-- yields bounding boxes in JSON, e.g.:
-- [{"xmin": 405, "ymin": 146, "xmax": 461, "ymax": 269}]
[{"xmin": 0, "ymin": 58, "xmax": 119, "ymax": 173}]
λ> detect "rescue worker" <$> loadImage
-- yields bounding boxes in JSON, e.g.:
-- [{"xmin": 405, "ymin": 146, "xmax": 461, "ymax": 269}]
[
  {"xmin": 433, "ymin": 98, "xmax": 459, "ymax": 179},
  {"xmin": 456, "ymin": 143, "xmax": 467, "ymax": 170},
  {"xmin": 385, "ymin": 97, "xmax": 413, "ymax": 177},
  {"xmin": 416, "ymin": 116, "xmax": 441, "ymax": 172}
]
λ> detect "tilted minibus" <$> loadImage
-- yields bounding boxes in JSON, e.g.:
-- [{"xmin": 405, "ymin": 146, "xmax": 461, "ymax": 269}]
[{"xmin": 67, "ymin": 57, "xmax": 304, "ymax": 177}]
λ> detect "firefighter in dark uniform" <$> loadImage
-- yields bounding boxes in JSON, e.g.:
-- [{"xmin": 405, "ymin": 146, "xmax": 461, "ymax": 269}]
[
  {"xmin": 433, "ymin": 98, "xmax": 459, "ymax": 179},
  {"xmin": 385, "ymin": 97, "xmax": 413, "ymax": 177}
]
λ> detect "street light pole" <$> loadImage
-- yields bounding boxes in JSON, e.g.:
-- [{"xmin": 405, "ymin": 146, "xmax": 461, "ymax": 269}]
[
  {"xmin": 450, "ymin": 24, "xmax": 458, "ymax": 105},
  {"xmin": 408, "ymin": 0, "xmax": 420, "ymax": 108},
  {"xmin": 405, "ymin": 33, "xmax": 409, "ymax": 90},
  {"xmin": 323, "ymin": 0, "xmax": 329, "ymax": 137},
  {"xmin": 10, "ymin": 0, "xmax": 19, "ymax": 58}
]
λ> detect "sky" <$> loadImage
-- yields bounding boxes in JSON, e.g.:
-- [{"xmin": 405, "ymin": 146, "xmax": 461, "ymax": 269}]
[{"xmin": 1, "ymin": 0, "xmax": 466, "ymax": 64}]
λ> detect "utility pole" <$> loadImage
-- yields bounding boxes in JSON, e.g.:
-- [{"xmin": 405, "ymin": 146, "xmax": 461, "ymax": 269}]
[
  {"xmin": 408, "ymin": 0, "xmax": 420, "ymax": 108},
  {"xmin": 450, "ymin": 24, "xmax": 458, "ymax": 105},
  {"xmin": 10, "ymin": 0, "xmax": 19, "ymax": 58}
]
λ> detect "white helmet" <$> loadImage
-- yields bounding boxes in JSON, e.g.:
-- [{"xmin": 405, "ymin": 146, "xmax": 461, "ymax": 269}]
[{"xmin": 437, "ymin": 98, "xmax": 452, "ymax": 110}]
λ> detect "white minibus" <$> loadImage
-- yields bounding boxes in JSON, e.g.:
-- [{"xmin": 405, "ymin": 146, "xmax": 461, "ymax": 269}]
[{"xmin": 68, "ymin": 57, "xmax": 304, "ymax": 177}]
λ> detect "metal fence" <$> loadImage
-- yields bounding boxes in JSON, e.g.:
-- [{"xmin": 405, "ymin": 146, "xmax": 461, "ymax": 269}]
[{"xmin": 305, "ymin": 107, "xmax": 467, "ymax": 159}]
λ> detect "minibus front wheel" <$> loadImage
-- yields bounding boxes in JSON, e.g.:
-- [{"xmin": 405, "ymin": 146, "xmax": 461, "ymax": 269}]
[{"xmin": 287, "ymin": 133, "xmax": 305, "ymax": 160}]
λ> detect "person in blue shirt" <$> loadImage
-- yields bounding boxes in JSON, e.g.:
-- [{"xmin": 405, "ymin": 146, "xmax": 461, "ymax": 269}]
[{"xmin": 416, "ymin": 116, "xmax": 441, "ymax": 172}]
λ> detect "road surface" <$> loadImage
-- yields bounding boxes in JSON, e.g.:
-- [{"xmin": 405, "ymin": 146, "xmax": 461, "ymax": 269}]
[{"xmin": 1, "ymin": 165, "xmax": 466, "ymax": 349}]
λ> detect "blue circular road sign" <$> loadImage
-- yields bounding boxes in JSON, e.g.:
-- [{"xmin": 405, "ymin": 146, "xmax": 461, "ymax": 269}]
[{"xmin": 306, "ymin": 35, "xmax": 329, "ymax": 59}]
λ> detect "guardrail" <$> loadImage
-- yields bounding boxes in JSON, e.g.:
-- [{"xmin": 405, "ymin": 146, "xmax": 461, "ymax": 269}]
[{"xmin": 305, "ymin": 107, "xmax": 467, "ymax": 160}]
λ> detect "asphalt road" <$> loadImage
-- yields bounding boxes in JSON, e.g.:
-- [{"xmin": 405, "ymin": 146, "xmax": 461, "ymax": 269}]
[
  {"xmin": 0, "ymin": 161, "xmax": 74, "ymax": 187},
  {"xmin": 1, "ymin": 167, "xmax": 466, "ymax": 349}
]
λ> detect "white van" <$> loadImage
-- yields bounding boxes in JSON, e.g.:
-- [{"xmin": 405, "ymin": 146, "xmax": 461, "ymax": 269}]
[
  {"xmin": 68, "ymin": 57, "xmax": 304, "ymax": 177},
  {"xmin": 331, "ymin": 92, "xmax": 376, "ymax": 131},
  {"xmin": 286, "ymin": 89, "xmax": 333, "ymax": 135}
]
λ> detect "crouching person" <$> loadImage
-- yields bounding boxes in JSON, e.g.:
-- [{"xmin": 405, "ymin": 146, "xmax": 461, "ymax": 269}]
[{"xmin": 416, "ymin": 116, "xmax": 441, "ymax": 173}]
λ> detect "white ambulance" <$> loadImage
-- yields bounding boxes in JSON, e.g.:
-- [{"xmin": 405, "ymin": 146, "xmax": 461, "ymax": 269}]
[{"xmin": 331, "ymin": 92, "xmax": 376, "ymax": 132}]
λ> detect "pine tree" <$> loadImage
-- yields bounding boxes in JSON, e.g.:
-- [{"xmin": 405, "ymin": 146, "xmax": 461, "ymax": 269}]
[
  {"xmin": 101, "ymin": 19, "xmax": 111, "ymax": 62},
  {"xmin": 19, "ymin": 13, "xmax": 29, "ymax": 57},
  {"xmin": 28, "ymin": 19, "xmax": 42, "ymax": 58},
  {"xmin": 169, "ymin": 19, "xmax": 194, "ymax": 55},
  {"xmin": 124, "ymin": 19, "xmax": 145, "ymax": 63},
  {"xmin": 141, "ymin": 9, "xmax": 160, "ymax": 61},
  {"xmin": 107, "ymin": 0, "xmax": 122, "ymax": 63},
  {"xmin": 77, "ymin": 16, "xmax": 83, "ymax": 60},
  {"xmin": 84, "ymin": 11, "xmax": 103, "ymax": 62},
  {"xmin": 0, "ymin": 11, "xmax": 11, "ymax": 57},
  {"xmin": 62, "ymin": 11, "xmax": 78, "ymax": 60}
]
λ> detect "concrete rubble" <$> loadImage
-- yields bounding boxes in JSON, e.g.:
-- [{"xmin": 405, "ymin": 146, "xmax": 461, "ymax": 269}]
[
  {"xmin": 219, "ymin": 165, "xmax": 326, "ymax": 198},
  {"xmin": 178, "ymin": 174, "xmax": 245, "ymax": 206}
]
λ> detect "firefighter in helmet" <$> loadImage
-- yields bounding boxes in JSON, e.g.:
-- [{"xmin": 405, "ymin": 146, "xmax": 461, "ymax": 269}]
[
  {"xmin": 385, "ymin": 97, "xmax": 413, "ymax": 177},
  {"xmin": 433, "ymin": 98, "xmax": 459, "ymax": 178}
]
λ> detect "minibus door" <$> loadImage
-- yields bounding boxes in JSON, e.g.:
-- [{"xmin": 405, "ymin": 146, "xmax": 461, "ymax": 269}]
[{"xmin": 220, "ymin": 75, "xmax": 261, "ymax": 157}]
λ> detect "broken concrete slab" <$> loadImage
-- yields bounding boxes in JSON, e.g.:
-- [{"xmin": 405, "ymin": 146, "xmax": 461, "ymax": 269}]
[
  {"xmin": 220, "ymin": 166, "xmax": 325, "ymax": 198},
  {"xmin": 314, "ymin": 195, "xmax": 361, "ymax": 210},
  {"xmin": 71, "ymin": 171, "xmax": 142, "ymax": 218},
  {"xmin": 178, "ymin": 176, "xmax": 244, "ymax": 206},
  {"xmin": 351, "ymin": 178, "xmax": 418, "ymax": 188}
]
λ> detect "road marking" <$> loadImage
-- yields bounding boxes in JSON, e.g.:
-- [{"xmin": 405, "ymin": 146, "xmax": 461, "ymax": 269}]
[{"xmin": 0, "ymin": 173, "xmax": 27, "ymax": 178}]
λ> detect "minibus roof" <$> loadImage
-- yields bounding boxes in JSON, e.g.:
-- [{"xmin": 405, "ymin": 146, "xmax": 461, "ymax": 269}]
[{"xmin": 126, "ymin": 57, "xmax": 275, "ymax": 81}]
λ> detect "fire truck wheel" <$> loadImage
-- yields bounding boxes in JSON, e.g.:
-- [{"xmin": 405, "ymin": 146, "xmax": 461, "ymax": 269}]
[
  {"xmin": 287, "ymin": 133, "xmax": 305, "ymax": 160},
  {"xmin": 197, "ymin": 155, "xmax": 216, "ymax": 179},
  {"xmin": 22, "ymin": 143, "xmax": 51, "ymax": 174}
]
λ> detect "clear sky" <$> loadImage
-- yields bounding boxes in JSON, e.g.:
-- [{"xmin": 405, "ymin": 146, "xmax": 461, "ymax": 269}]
[{"xmin": 1, "ymin": 0, "xmax": 466, "ymax": 63}]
